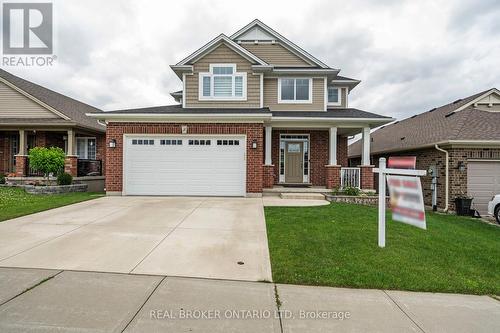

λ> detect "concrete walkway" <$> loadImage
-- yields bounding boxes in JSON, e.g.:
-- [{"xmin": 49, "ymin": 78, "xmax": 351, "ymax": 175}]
[
  {"xmin": 0, "ymin": 197, "xmax": 272, "ymax": 282},
  {"xmin": 0, "ymin": 268, "xmax": 498, "ymax": 332}
]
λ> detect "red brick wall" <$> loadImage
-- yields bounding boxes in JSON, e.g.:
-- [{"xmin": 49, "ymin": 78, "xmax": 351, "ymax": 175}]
[
  {"xmin": 360, "ymin": 166, "xmax": 374, "ymax": 190},
  {"xmin": 271, "ymin": 129, "xmax": 348, "ymax": 186},
  {"xmin": 0, "ymin": 135, "xmax": 7, "ymax": 174},
  {"xmin": 105, "ymin": 123, "xmax": 263, "ymax": 193},
  {"xmin": 325, "ymin": 165, "xmax": 341, "ymax": 189},
  {"xmin": 96, "ymin": 134, "xmax": 106, "ymax": 176}
]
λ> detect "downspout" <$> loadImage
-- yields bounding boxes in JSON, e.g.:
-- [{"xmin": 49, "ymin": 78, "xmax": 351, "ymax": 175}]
[{"xmin": 435, "ymin": 144, "xmax": 449, "ymax": 212}]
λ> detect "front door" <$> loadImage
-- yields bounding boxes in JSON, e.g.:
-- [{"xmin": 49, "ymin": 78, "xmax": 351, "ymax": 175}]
[{"xmin": 285, "ymin": 142, "xmax": 303, "ymax": 183}]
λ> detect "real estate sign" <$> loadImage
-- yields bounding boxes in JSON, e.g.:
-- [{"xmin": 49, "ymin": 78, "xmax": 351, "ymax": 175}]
[{"xmin": 386, "ymin": 175, "xmax": 426, "ymax": 229}]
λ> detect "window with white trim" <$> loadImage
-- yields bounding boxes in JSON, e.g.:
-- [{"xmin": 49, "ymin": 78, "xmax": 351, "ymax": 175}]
[
  {"xmin": 199, "ymin": 64, "xmax": 247, "ymax": 100},
  {"xmin": 327, "ymin": 86, "xmax": 341, "ymax": 106},
  {"xmin": 76, "ymin": 137, "xmax": 96, "ymax": 159},
  {"xmin": 278, "ymin": 78, "xmax": 312, "ymax": 103}
]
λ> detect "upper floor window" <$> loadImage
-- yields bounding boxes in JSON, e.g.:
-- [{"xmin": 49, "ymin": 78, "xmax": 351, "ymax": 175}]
[
  {"xmin": 278, "ymin": 78, "xmax": 312, "ymax": 104},
  {"xmin": 327, "ymin": 87, "xmax": 341, "ymax": 106},
  {"xmin": 198, "ymin": 64, "xmax": 247, "ymax": 101}
]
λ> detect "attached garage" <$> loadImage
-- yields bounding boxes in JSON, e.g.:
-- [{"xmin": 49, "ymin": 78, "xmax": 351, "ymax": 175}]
[
  {"xmin": 123, "ymin": 135, "xmax": 246, "ymax": 196},
  {"xmin": 467, "ymin": 161, "xmax": 500, "ymax": 214}
]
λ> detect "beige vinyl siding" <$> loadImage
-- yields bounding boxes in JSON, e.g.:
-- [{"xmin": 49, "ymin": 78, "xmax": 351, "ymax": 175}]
[
  {"xmin": 185, "ymin": 44, "xmax": 260, "ymax": 108},
  {"xmin": 0, "ymin": 81, "xmax": 59, "ymax": 118},
  {"xmin": 240, "ymin": 43, "xmax": 312, "ymax": 67},
  {"xmin": 263, "ymin": 77, "xmax": 325, "ymax": 111}
]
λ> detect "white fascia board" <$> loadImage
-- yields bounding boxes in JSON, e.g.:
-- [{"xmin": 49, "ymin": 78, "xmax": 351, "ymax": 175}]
[
  {"xmin": 85, "ymin": 113, "xmax": 272, "ymax": 123},
  {"xmin": 230, "ymin": 19, "xmax": 331, "ymax": 69},
  {"xmin": 272, "ymin": 68, "xmax": 339, "ymax": 74},
  {"xmin": 175, "ymin": 34, "xmax": 267, "ymax": 66},
  {"xmin": 271, "ymin": 116, "xmax": 394, "ymax": 123},
  {"xmin": 452, "ymin": 88, "xmax": 500, "ymax": 114}
]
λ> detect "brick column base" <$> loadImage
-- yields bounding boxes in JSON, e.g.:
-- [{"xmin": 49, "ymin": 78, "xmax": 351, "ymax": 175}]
[
  {"xmin": 64, "ymin": 156, "xmax": 78, "ymax": 177},
  {"xmin": 15, "ymin": 155, "xmax": 27, "ymax": 177},
  {"xmin": 359, "ymin": 165, "xmax": 374, "ymax": 190},
  {"xmin": 325, "ymin": 165, "xmax": 341, "ymax": 189},
  {"xmin": 263, "ymin": 165, "xmax": 275, "ymax": 188}
]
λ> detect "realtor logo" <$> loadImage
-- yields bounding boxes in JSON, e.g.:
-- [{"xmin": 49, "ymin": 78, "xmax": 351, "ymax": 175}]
[{"xmin": 2, "ymin": 2, "xmax": 53, "ymax": 54}]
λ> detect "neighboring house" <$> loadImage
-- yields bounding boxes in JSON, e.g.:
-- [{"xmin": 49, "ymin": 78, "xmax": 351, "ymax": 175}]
[
  {"xmin": 349, "ymin": 88, "xmax": 500, "ymax": 214},
  {"xmin": 89, "ymin": 19, "xmax": 392, "ymax": 197},
  {"xmin": 0, "ymin": 69, "xmax": 106, "ymax": 180}
]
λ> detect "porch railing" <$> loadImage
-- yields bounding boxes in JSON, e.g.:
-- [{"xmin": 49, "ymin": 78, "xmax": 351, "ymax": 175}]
[
  {"xmin": 26, "ymin": 160, "xmax": 44, "ymax": 177},
  {"xmin": 341, "ymin": 167, "xmax": 360, "ymax": 189},
  {"xmin": 77, "ymin": 159, "xmax": 102, "ymax": 177}
]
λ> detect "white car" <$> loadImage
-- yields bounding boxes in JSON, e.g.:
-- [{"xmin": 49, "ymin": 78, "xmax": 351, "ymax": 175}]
[{"xmin": 488, "ymin": 195, "xmax": 500, "ymax": 223}]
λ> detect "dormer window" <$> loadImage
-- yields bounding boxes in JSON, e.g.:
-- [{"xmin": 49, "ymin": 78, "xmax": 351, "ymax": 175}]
[
  {"xmin": 327, "ymin": 87, "xmax": 341, "ymax": 106},
  {"xmin": 198, "ymin": 64, "xmax": 247, "ymax": 100}
]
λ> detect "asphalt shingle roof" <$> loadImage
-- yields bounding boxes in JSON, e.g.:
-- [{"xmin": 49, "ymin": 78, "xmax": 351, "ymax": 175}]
[
  {"xmin": 348, "ymin": 89, "xmax": 500, "ymax": 157},
  {"xmin": 0, "ymin": 69, "xmax": 104, "ymax": 132}
]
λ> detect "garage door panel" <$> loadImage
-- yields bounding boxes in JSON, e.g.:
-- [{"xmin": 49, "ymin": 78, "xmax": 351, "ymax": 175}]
[
  {"xmin": 467, "ymin": 161, "xmax": 500, "ymax": 214},
  {"xmin": 124, "ymin": 136, "xmax": 246, "ymax": 196}
]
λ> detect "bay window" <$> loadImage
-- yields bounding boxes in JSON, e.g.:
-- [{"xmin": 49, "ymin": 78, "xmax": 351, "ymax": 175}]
[
  {"xmin": 76, "ymin": 137, "xmax": 96, "ymax": 160},
  {"xmin": 199, "ymin": 64, "xmax": 247, "ymax": 100},
  {"xmin": 278, "ymin": 78, "xmax": 312, "ymax": 103}
]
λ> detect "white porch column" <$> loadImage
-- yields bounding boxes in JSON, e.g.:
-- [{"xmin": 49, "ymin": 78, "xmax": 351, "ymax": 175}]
[
  {"xmin": 362, "ymin": 127, "xmax": 371, "ymax": 166},
  {"xmin": 329, "ymin": 127, "xmax": 337, "ymax": 165},
  {"xmin": 67, "ymin": 129, "xmax": 76, "ymax": 156},
  {"xmin": 265, "ymin": 125, "xmax": 272, "ymax": 165},
  {"xmin": 18, "ymin": 129, "xmax": 27, "ymax": 155}
]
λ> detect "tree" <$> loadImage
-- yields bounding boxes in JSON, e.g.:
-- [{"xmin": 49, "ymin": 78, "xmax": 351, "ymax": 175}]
[{"xmin": 28, "ymin": 147, "xmax": 65, "ymax": 184}]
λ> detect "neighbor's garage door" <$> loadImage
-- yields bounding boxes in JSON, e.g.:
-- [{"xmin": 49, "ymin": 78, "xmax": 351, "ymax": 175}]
[
  {"xmin": 124, "ymin": 136, "xmax": 246, "ymax": 196},
  {"xmin": 467, "ymin": 161, "xmax": 500, "ymax": 214}
]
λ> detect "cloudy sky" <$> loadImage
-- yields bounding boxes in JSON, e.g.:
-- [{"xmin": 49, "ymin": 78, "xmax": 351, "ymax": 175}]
[{"xmin": 3, "ymin": 0, "xmax": 500, "ymax": 120}]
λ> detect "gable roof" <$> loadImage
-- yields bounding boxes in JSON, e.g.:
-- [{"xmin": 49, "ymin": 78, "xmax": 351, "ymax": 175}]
[
  {"xmin": 348, "ymin": 88, "xmax": 500, "ymax": 157},
  {"xmin": 230, "ymin": 19, "xmax": 330, "ymax": 69},
  {"xmin": 0, "ymin": 69, "xmax": 104, "ymax": 132},
  {"xmin": 174, "ymin": 34, "xmax": 268, "ymax": 67}
]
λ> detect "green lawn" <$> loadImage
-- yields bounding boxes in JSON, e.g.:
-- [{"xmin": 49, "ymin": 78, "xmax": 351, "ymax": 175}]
[
  {"xmin": 265, "ymin": 203, "xmax": 500, "ymax": 295},
  {"xmin": 0, "ymin": 187, "xmax": 105, "ymax": 222}
]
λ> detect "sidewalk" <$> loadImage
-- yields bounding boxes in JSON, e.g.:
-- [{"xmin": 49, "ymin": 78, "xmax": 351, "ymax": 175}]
[{"xmin": 0, "ymin": 267, "xmax": 498, "ymax": 332}]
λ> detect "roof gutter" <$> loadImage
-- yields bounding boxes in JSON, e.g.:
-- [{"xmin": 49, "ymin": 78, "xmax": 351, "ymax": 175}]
[
  {"xmin": 435, "ymin": 144, "xmax": 449, "ymax": 212},
  {"xmin": 85, "ymin": 113, "xmax": 272, "ymax": 123}
]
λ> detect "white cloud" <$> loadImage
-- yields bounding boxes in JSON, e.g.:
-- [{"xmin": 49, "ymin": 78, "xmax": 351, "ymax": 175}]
[{"xmin": 2, "ymin": 0, "xmax": 499, "ymax": 118}]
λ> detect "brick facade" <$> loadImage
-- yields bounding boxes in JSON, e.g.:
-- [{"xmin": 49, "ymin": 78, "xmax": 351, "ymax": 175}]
[
  {"xmin": 270, "ymin": 129, "xmax": 348, "ymax": 187},
  {"xmin": 359, "ymin": 165, "xmax": 374, "ymax": 190},
  {"xmin": 15, "ymin": 155, "xmax": 26, "ymax": 177},
  {"xmin": 105, "ymin": 122, "xmax": 264, "ymax": 193},
  {"xmin": 353, "ymin": 147, "xmax": 500, "ymax": 211},
  {"xmin": 325, "ymin": 165, "xmax": 341, "ymax": 189},
  {"xmin": 64, "ymin": 155, "xmax": 78, "ymax": 176}
]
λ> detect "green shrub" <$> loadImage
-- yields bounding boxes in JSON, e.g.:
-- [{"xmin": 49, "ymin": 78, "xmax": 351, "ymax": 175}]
[
  {"xmin": 28, "ymin": 147, "xmax": 65, "ymax": 183},
  {"xmin": 343, "ymin": 186, "xmax": 361, "ymax": 196},
  {"xmin": 0, "ymin": 174, "xmax": 5, "ymax": 184},
  {"xmin": 57, "ymin": 172, "xmax": 73, "ymax": 185}
]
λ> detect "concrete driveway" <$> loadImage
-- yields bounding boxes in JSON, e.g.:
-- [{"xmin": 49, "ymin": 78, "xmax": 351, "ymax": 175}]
[{"xmin": 0, "ymin": 196, "xmax": 272, "ymax": 281}]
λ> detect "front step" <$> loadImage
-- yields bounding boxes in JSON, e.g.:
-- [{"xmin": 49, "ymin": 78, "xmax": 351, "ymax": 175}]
[{"xmin": 280, "ymin": 192, "xmax": 326, "ymax": 200}]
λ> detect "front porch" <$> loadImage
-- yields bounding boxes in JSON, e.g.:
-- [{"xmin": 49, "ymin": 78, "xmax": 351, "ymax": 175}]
[
  {"xmin": 262, "ymin": 126, "xmax": 374, "ymax": 191},
  {"xmin": 0, "ymin": 129, "xmax": 105, "ymax": 178}
]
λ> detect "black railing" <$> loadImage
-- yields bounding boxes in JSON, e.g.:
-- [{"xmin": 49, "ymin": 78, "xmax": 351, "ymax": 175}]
[
  {"xmin": 26, "ymin": 159, "xmax": 45, "ymax": 177},
  {"xmin": 77, "ymin": 159, "xmax": 102, "ymax": 177}
]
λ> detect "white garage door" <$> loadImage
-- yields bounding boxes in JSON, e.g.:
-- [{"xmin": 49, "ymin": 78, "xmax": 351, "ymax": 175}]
[
  {"xmin": 467, "ymin": 161, "xmax": 500, "ymax": 214},
  {"xmin": 124, "ymin": 136, "xmax": 246, "ymax": 196}
]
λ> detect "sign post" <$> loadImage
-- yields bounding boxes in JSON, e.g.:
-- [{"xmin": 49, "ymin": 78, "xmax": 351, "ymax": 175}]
[{"xmin": 374, "ymin": 157, "xmax": 427, "ymax": 248}]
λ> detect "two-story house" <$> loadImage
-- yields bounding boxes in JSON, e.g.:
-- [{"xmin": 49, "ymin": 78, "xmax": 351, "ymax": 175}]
[{"xmin": 89, "ymin": 19, "xmax": 393, "ymax": 196}]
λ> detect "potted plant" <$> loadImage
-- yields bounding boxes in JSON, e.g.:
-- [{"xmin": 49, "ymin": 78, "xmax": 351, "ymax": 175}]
[{"xmin": 454, "ymin": 192, "xmax": 473, "ymax": 216}]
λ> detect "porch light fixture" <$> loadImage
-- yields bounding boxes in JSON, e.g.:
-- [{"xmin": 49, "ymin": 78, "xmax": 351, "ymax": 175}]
[
  {"xmin": 252, "ymin": 140, "xmax": 257, "ymax": 149},
  {"xmin": 108, "ymin": 139, "xmax": 116, "ymax": 148}
]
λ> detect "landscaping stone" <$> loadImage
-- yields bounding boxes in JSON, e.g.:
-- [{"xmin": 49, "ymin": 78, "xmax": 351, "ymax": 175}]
[
  {"xmin": 2, "ymin": 183, "xmax": 88, "ymax": 194},
  {"xmin": 325, "ymin": 194, "xmax": 390, "ymax": 206}
]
